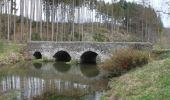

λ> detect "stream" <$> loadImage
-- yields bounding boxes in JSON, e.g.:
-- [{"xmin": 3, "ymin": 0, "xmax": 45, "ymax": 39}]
[{"xmin": 0, "ymin": 62, "xmax": 109, "ymax": 100}]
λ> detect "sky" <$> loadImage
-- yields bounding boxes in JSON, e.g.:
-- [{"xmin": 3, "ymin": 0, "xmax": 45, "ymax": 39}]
[{"xmin": 105, "ymin": 0, "xmax": 170, "ymax": 27}]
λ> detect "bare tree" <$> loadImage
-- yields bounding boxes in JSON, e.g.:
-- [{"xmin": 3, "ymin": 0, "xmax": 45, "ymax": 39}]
[
  {"xmin": 51, "ymin": 0, "xmax": 54, "ymax": 41},
  {"xmin": 7, "ymin": 0, "xmax": 10, "ymax": 41}
]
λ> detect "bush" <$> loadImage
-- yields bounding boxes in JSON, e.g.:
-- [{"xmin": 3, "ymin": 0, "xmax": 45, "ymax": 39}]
[{"xmin": 101, "ymin": 48, "xmax": 149, "ymax": 76}]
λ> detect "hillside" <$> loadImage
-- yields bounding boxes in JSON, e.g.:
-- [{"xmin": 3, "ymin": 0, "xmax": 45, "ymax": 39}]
[
  {"xmin": 157, "ymin": 28, "xmax": 170, "ymax": 49},
  {"xmin": 102, "ymin": 52, "xmax": 170, "ymax": 100},
  {"xmin": 165, "ymin": 28, "xmax": 170, "ymax": 35},
  {"xmin": 0, "ymin": 15, "xmax": 140, "ymax": 42},
  {"xmin": 0, "ymin": 0, "xmax": 163, "ymax": 43}
]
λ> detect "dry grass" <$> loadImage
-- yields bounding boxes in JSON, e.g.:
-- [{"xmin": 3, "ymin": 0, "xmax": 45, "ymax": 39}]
[
  {"xmin": 0, "ymin": 41, "xmax": 26, "ymax": 65},
  {"xmin": 101, "ymin": 48, "xmax": 149, "ymax": 76}
]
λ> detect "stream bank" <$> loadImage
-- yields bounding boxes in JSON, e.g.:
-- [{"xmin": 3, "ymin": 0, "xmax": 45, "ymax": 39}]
[{"xmin": 0, "ymin": 42, "xmax": 30, "ymax": 66}]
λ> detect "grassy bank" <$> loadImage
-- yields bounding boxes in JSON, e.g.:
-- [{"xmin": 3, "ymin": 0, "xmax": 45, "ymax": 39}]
[
  {"xmin": 0, "ymin": 41, "xmax": 28, "ymax": 65},
  {"xmin": 102, "ymin": 52, "xmax": 170, "ymax": 100}
]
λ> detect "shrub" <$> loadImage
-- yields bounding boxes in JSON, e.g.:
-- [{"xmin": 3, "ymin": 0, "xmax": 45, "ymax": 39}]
[{"xmin": 101, "ymin": 48, "xmax": 149, "ymax": 76}]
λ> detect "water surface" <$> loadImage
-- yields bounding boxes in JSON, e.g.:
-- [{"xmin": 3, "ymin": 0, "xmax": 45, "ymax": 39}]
[{"xmin": 0, "ymin": 62, "xmax": 109, "ymax": 100}]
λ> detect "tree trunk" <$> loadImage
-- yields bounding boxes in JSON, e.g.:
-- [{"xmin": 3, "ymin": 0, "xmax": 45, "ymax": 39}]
[
  {"xmin": 7, "ymin": 0, "xmax": 10, "ymax": 41},
  {"xmin": 51, "ymin": 0, "xmax": 54, "ymax": 41},
  {"xmin": 39, "ymin": 0, "xmax": 43, "ymax": 40},
  {"xmin": 29, "ymin": 0, "xmax": 34, "ymax": 41},
  {"xmin": 56, "ymin": 5, "xmax": 58, "ymax": 42}
]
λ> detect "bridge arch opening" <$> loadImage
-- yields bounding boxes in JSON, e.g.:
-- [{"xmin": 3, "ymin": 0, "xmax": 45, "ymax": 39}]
[
  {"xmin": 33, "ymin": 51, "xmax": 42, "ymax": 59},
  {"xmin": 53, "ymin": 51, "xmax": 71, "ymax": 62},
  {"xmin": 81, "ymin": 51, "xmax": 98, "ymax": 64}
]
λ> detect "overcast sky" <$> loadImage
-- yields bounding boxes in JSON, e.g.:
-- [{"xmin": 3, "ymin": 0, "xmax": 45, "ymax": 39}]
[{"xmin": 105, "ymin": 0, "xmax": 170, "ymax": 27}]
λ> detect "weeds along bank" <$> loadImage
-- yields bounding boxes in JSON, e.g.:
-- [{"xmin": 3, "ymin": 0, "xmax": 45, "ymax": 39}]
[
  {"xmin": 100, "ymin": 49, "xmax": 170, "ymax": 100},
  {"xmin": 101, "ymin": 48, "xmax": 149, "ymax": 77},
  {"xmin": 0, "ymin": 41, "xmax": 29, "ymax": 65}
]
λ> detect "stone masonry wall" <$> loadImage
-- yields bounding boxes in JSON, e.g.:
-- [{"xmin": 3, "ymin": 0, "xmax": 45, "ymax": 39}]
[{"xmin": 28, "ymin": 41, "xmax": 152, "ymax": 62}]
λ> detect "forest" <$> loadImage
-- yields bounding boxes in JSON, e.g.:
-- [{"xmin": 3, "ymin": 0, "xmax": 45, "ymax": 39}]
[
  {"xmin": 0, "ymin": 0, "xmax": 163, "ymax": 43},
  {"xmin": 0, "ymin": 1, "xmax": 170, "ymax": 100}
]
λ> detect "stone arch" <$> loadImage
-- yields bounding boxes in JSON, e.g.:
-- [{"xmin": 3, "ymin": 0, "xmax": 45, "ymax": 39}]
[
  {"xmin": 53, "ymin": 50, "xmax": 71, "ymax": 62},
  {"xmin": 80, "ymin": 51, "xmax": 99, "ymax": 64},
  {"xmin": 33, "ymin": 51, "xmax": 42, "ymax": 59}
]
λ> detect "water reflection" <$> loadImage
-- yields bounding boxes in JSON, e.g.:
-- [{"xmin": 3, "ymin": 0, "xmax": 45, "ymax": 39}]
[
  {"xmin": 33, "ymin": 62, "xmax": 42, "ymax": 69},
  {"xmin": 0, "ymin": 62, "xmax": 108, "ymax": 100},
  {"xmin": 1, "ymin": 76, "xmax": 90, "ymax": 99},
  {"xmin": 53, "ymin": 62, "xmax": 71, "ymax": 73},
  {"xmin": 80, "ymin": 64, "xmax": 100, "ymax": 78}
]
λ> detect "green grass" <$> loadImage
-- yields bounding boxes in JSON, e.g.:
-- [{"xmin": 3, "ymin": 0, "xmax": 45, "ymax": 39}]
[
  {"xmin": 32, "ymin": 56, "xmax": 54, "ymax": 63},
  {"xmin": 32, "ymin": 59, "xmax": 45, "ymax": 63},
  {"xmin": 152, "ymin": 49, "xmax": 170, "ymax": 60},
  {"xmin": 66, "ymin": 59, "xmax": 79, "ymax": 65},
  {"xmin": 105, "ymin": 55, "xmax": 170, "ymax": 100},
  {"xmin": 0, "ymin": 42, "xmax": 23, "ymax": 55},
  {"xmin": 0, "ymin": 41, "xmax": 25, "ymax": 65}
]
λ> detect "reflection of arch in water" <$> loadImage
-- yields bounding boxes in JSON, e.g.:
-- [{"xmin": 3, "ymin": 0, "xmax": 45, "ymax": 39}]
[
  {"xmin": 53, "ymin": 51, "xmax": 71, "ymax": 62},
  {"xmin": 80, "ymin": 51, "xmax": 98, "ymax": 64},
  {"xmin": 33, "ymin": 51, "xmax": 42, "ymax": 59},
  {"xmin": 80, "ymin": 64, "xmax": 100, "ymax": 78},
  {"xmin": 53, "ymin": 62, "xmax": 71, "ymax": 73},
  {"xmin": 33, "ymin": 62, "xmax": 42, "ymax": 69}
]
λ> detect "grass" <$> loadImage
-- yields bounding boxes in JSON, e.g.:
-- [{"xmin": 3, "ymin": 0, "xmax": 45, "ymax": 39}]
[
  {"xmin": 0, "ymin": 41, "xmax": 25, "ymax": 65},
  {"xmin": 104, "ymin": 52, "xmax": 170, "ymax": 100},
  {"xmin": 32, "ymin": 57, "xmax": 50, "ymax": 63},
  {"xmin": 66, "ymin": 59, "xmax": 79, "ymax": 65},
  {"xmin": 0, "ymin": 42, "xmax": 23, "ymax": 55},
  {"xmin": 152, "ymin": 49, "xmax": 170, "ymax": 60},
  {"xmin": 32, "ymin": 59, "xmax": 45, "ymax": 63}
]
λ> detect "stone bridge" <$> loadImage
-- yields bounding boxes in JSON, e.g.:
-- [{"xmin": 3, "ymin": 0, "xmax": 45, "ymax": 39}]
[{"xmin": 28, "ymin": 41, "xmax": 152, "ymax": 64}]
